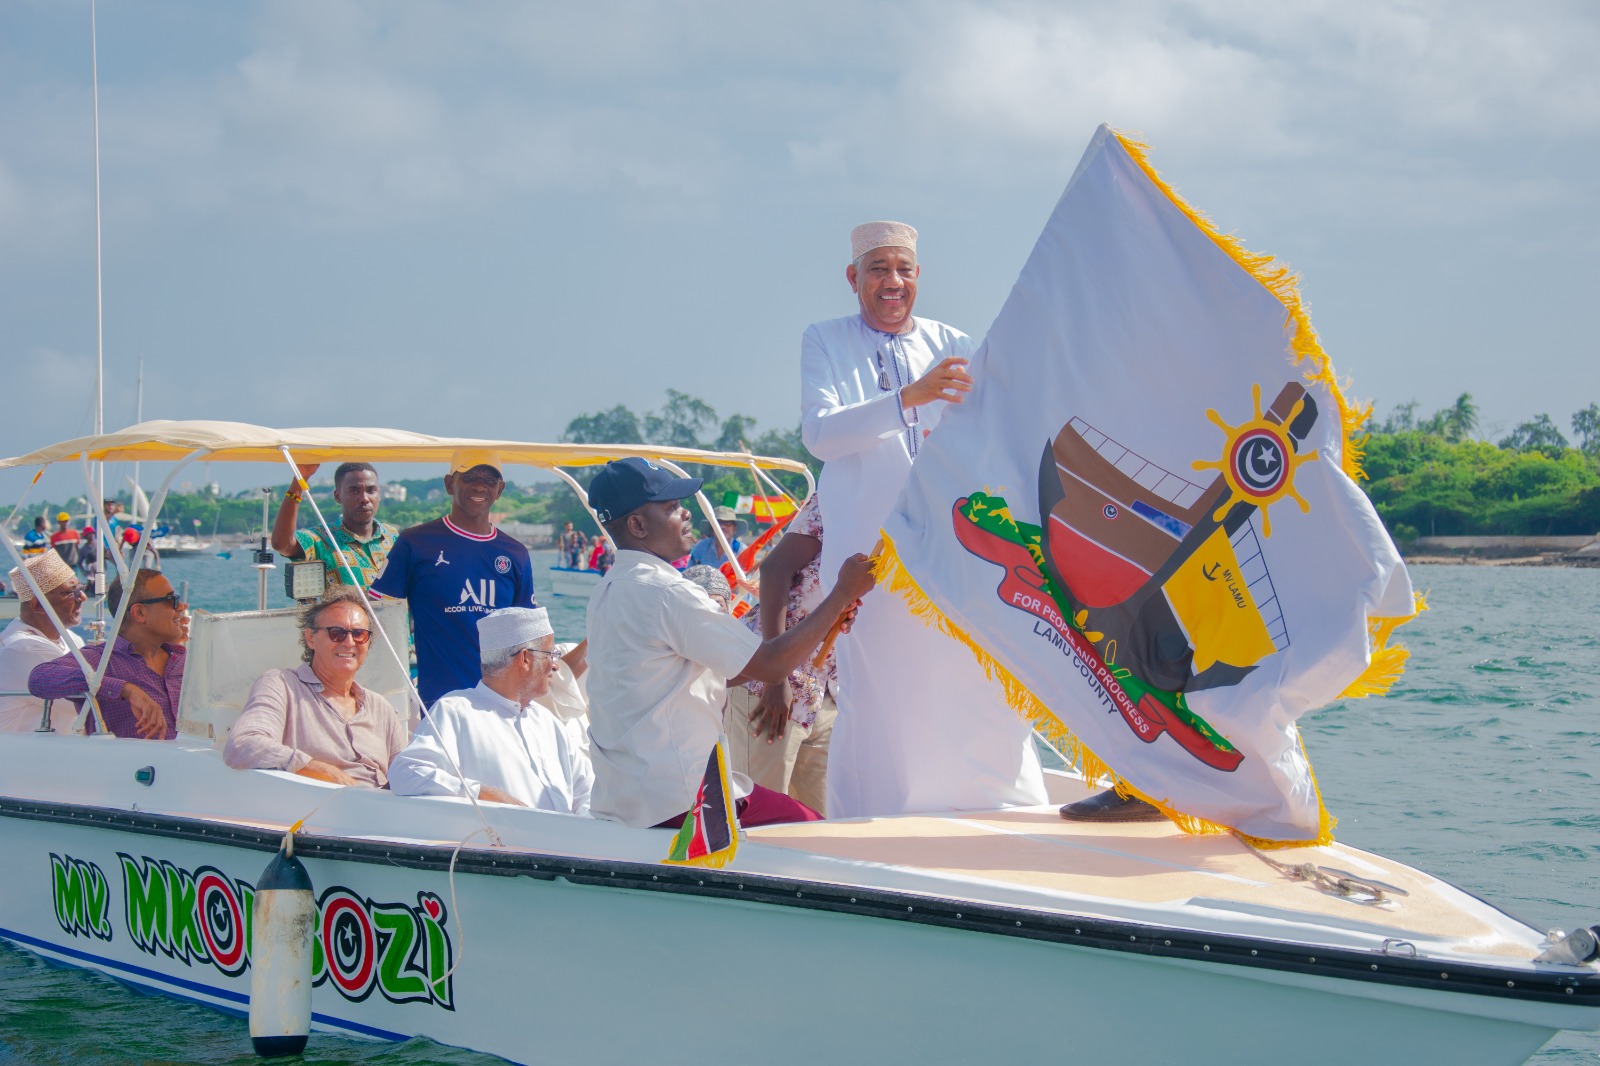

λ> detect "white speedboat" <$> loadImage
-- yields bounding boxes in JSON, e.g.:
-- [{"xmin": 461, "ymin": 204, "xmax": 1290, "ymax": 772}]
[
  {"xmin": 148, "ymin": 533, "xmax": 215, "ymax": 557},
  {"xmin": 1, "ymin": 422, "xmax": 1596, "ymax": 1066},
  {"xmin": 547, "ymin": 564, "xmax": 602, "ymax": 598}
]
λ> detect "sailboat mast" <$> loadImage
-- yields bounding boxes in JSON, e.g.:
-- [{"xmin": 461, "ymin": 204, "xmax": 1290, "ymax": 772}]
[
  {"xmin": 89, "ymin": 0, "xmax": 108, "ymax": 622},
  {"xmin": 132, "ymin": 357, "xmax": 142, "ymax": 500}
]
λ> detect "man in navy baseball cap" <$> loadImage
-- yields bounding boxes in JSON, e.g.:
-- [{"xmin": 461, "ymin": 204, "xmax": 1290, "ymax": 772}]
[
  {"xmin": 583, "ymin": 457, "xmax": 877, "ymax": 831},
  {"xmin": 586, "ymin": 457, "xmax": 702, "ymax": 524}
]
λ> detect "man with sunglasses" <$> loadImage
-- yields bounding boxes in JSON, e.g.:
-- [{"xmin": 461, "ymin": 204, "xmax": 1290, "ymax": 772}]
[
  {"xmin": 371, "ymin": 450, "xmax": 536, "ymax": 709},
  {"xmin": 1, "ymin": 552, "xmax": 88, "ymax": 732},
  {"xmin": 390, "ymin": 607, "xmax": 592, "ymax": 812},
  {"xmin": 29, "ymin": 568, "xmax": 185, "ymax": 740}
]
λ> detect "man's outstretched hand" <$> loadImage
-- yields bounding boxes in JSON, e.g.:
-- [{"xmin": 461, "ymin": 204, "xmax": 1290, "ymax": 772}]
[
  {"xmin": 901, "ymin": 355, "xmax": 973, "ymax": 410},
  {"xmin": 834, "ymin": 553, "xmax": 877, "ymax": 603}
]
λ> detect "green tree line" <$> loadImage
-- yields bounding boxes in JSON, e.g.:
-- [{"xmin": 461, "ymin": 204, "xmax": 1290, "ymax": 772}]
[
  {"xmin": 1362, "ymin": 396, "xmax": 1600, "ymax": 539},
  {"xmin": 16, "ymin": 393, "xmax": 1596, "ymax": 546},
  {"xmin": 551, "ymin": 390, "xmax": 815, "ymax": 533}
]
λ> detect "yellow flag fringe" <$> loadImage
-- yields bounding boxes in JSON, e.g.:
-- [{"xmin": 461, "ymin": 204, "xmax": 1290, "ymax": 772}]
[
  {"xmin": 1115, "ymin": 129, "xmax": 1420, "ymax": 704},
  {"xmin": 1339, "ymin": 592, "xmax": 1428, "ymax": 699},
  {"xmin": 1113, "ymin": 132, "xmax": 1373, "ymax": 484},
  {"xmin": 869, "ymin": 133, "xmax": 1423, "ymax": 849},
  {"xmin": 670, "ymin": 848, "xmax": 737, "ymax": 871},
  {"xmin": 874, "ymin": 533, "xmax": 1334, "ymax": 848}
]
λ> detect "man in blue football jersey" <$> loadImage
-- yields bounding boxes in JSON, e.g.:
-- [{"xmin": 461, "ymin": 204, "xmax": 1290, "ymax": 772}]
[{"xmin": 371, "ymin": 450, "xmax": 536, "ymax": 709}]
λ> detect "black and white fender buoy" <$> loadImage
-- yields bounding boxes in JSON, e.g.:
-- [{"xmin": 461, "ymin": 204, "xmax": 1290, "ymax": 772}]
[{"xmin": 249, "ymin": 836, "xmax": 315, "ymax": 1058}]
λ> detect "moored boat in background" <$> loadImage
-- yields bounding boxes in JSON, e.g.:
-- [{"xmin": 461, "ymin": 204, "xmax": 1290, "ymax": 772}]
[{"xmin": 547, "ymin": 565, "xmax": 601, "ymax": 598}]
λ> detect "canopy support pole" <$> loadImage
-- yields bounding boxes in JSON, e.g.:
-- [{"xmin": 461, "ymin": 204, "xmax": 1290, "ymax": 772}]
[
  {"xmin": 72, "ymin": 449, "xmax": 206, "ymax": 735},
  {"xmin": 277, "ymin": 448, "xmax": 502, "ymax": 848},
  {"xmin": 655, "ymin": 458, "xmax": 751, "ymax": 590},
  {"xmin": 0, "ymin": 468, "xmax": 45, "ymax": 543},
  {"xmin": 78, "ymin": 454, "xmax": 131, "ymax": 585},
  {"xmin": 0, "ymin": 531, "xmax": 110, "ymax": 736},
  {"xmin": 549, "ymin": 468, "xmax": 611, "ymax": 553},
  {"xmin": 746, "ymin": 460, "xmax": 801, "ymax": 515}
]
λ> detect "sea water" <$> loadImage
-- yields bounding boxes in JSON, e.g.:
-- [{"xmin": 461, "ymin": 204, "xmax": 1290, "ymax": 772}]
[{"xmin": 2, "ymin": 560, "xmax": 1596, "ymax": 1064}]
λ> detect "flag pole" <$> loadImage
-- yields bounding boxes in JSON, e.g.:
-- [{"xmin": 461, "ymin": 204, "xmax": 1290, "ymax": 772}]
[{"xmin": 811, "ymin": 537, "xmax": 881, "ymax": 668}]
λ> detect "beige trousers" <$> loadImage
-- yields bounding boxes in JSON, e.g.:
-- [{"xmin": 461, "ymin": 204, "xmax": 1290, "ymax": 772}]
[{"xmin": 725, "ymin": 686, "xmax": 836, "ymax": 817}]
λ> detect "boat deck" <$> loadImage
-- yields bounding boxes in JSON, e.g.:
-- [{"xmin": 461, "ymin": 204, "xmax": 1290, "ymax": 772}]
[
  {"xmin": 0, "ymin": 731, "xmax": 1555, "ymax": 970},
  {"xmin": 750, "ymin": 808, "xmax": 1527, "ymax": 959}
]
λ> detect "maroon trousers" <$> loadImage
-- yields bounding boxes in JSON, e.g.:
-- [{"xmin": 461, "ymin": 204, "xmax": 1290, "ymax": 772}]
[{"xmin": 653, "ymin": 783, "xmax": 821, "ymax": 829}]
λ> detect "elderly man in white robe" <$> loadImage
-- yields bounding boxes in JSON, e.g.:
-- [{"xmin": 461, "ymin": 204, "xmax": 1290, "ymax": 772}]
[
  {"xmin": 0, "ymin": 552, "xmax": 87, "ymax": 732},
  {"xmin": 389, "ymin": 607, "xmax": 592, "ymax": 814},
  {"xmin": 801, "ymin": 220, "xmax": 1048, "ymax": 818}
]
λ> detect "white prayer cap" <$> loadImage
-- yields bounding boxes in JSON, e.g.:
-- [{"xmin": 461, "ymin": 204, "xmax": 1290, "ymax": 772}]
[
  {"xmin": 850, "ymin": 221, "xmax": 918, "ymax": 261},
  {"xmin": 477, "ymin": 607, "xmax": 553, "ymax": 653},
  {"xmin": 8, "ymin": 551, "xmax": 75, "ymax": 604}
]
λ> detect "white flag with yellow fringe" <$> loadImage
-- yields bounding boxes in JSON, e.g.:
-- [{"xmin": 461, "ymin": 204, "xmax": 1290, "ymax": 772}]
[{"xmin": 879, "ymin": 126, "xmax": 1419, "ymax": 846}]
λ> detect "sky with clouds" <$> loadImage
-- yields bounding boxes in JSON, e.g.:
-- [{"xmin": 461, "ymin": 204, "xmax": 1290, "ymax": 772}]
[{"xmin": 3, "ymin": 0, "xmax": 1597, "ymax": 503}]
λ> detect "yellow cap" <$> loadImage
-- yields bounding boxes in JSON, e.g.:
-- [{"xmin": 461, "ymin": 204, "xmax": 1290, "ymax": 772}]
[{"xmin": 449, "ymin": 449, "xmax": 504, "ymax": 478}]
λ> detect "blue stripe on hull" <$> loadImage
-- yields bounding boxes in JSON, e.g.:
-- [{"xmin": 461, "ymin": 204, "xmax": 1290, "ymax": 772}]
[{"xmin": 0, "ymin": 925, "xmax": 408, "ymax": 1043}]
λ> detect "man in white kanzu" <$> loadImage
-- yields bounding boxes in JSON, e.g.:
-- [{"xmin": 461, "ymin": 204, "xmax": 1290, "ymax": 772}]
[
  {"xmin": 801, "ymin": 220, "xmax": 1048, "ymax": 818},
  {"xmin": 389, "ymin": 607, "xmax": 593, "ymax": 814},
  {"xmin": 0, "ymin": 552, "xmax": 87, "ymax": 732}
]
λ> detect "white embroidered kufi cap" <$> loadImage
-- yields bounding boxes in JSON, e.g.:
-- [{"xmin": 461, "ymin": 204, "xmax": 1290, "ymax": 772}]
[
  {"xmin": 850, "ymin": 220, "xmax": 918, "ymax": 261},
  {"xmin": 476, "ymin": 607, "xmax": 553, "ymax": 653},
  {"xmin": 8, "ymin": 551, "xmax": 76, "ymax": 604}
]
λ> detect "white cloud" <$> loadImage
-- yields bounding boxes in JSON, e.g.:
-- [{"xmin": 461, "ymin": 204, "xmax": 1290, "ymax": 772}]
[
  {"xmin": 1, "ymin": 0, "xmax": 1595, "ymax": 459},
  {"xmin": 2, "ymin": 0, "xmax": 1586, "ymax": 237}
]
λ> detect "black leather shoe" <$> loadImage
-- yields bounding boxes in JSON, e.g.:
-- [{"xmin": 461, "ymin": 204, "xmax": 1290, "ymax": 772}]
[{"xmin": 1058, "ymin": 789, "xmax": 1166, "ymax": 822}]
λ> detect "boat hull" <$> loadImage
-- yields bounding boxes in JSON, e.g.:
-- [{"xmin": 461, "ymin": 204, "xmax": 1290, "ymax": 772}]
[{"xmin": 1, "ymin": 796, "xmax": 1590, "ymax": 1066}]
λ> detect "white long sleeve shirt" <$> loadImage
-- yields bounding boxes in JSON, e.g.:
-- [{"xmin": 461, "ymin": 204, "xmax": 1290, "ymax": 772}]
[
  {"xmin": 800, "ymin": 314, "xmax": 974, "ymax": 573},
  {"xmin": 389, "ymin": 682, "xmax": 593, "ymax": 815},
  {"xmin": 0, "ymin": 618, "xmax": 84, "ymax": 732},
  {"xmin": 585, "ymin": 550, "xmax": 762, "ymax": 828},
  {"xmin": 799, "ymin": 311, "xmax": 1047, "ymax": 818}
]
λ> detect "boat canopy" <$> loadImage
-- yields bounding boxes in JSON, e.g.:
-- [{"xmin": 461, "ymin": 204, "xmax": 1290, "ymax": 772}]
[{"xmin": 0, "ymin": 419, "xmax": 812, "ymax": 474}]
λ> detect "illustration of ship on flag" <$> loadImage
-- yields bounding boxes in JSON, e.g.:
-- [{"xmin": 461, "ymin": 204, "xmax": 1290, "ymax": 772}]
[
  {"xmin": 878, "ymin": 126, "xmax": 1420, "ymax": 846},
  {"xmin": 663, "ymin": 737, "xmax": 740, "ymax": 868}
]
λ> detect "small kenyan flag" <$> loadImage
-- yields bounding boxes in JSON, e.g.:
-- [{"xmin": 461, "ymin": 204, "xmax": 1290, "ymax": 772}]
[{"xmin": 663, "ymin": 738, "xmax": 740, "ymax": 869}]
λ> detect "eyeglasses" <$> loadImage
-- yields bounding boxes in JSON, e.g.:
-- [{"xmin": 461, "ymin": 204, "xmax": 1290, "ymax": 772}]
[
  {"xmin": 47, "ymin": 584, "xmax": 86, "ymax": 600},
  {"xmin": 520, "ymin": 647, "xmax": 561, "ymax": 663},
  {"xmin": 134, "ymin": 591, "xmax": 183, "ymax": 610},
  {"xmin": 311, "ymin": 625, "xmax": 372, "ymax": 645}
]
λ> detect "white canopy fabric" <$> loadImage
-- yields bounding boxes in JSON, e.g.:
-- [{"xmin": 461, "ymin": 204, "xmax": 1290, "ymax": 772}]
[{"xmin": 0, "ymin": 420, "xmax": 810, "ymax": 474}]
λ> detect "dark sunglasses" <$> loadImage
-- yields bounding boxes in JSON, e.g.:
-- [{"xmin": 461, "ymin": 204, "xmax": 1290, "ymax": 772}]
[
  {"xmin": 311, "ymin": 625, "xmax": 372, "ymax": 645},
  {"xmin": 134, "ymin": 591, "xmax": 183, "ymax": 610}
]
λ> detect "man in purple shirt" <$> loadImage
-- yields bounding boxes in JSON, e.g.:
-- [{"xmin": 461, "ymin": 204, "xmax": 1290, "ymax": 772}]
[{"xmin": 29, "ymin": 568, "xmax": 186, "ymax": 739}]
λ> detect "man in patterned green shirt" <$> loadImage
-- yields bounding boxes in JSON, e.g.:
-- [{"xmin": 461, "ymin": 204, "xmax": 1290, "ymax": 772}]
[{"xmin": 270, "ymin": 461, "xmax": 397, "ymax": 594}]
